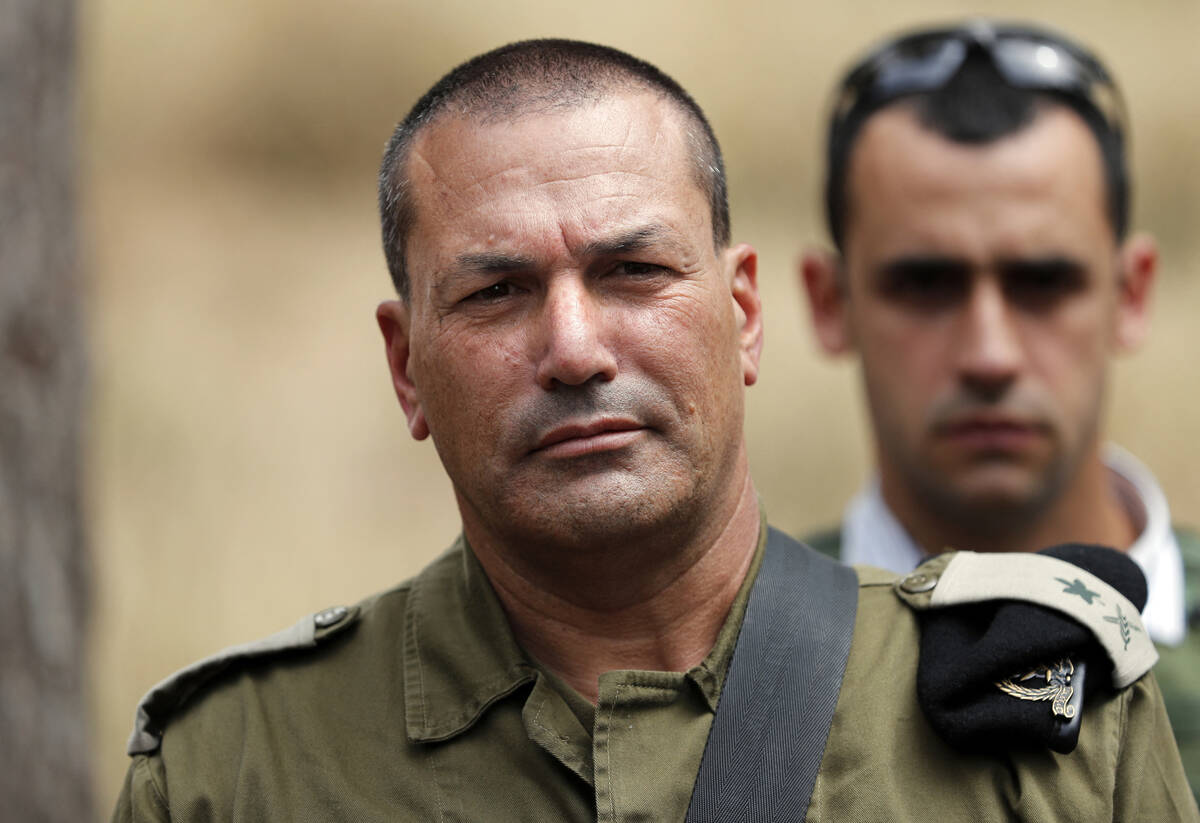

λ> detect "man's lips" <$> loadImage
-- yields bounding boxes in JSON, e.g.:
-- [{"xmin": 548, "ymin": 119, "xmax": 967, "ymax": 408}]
[
  {"xmin": 532, "ymin": 419, "xmax": 646, "ymax": 458},
  {"xmin": 935, "ymin": 416, "xmax": 1047, "ymax": 450}
]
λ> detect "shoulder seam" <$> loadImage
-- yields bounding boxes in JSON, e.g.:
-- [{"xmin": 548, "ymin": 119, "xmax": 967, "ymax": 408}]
[
  {"xmin": 135, "ymin": 753, "xmax": 170, "ymax": 815},
  {"xmin": 1113, "ymin": 679, "xmax": 1132, "ymax": 803}
]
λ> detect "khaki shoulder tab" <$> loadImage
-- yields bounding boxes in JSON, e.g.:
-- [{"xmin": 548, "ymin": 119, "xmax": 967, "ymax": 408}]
[
  {"xmin": 852, "ymin": 563, "xmax": 901, "ymax": 587},
  {"xmin": 126, "ymin": 605, "xmax": 360, "ymax": 755},
  {"xmin": 895, "ymin": 551, "xmax": 1156, "ymax": 689}
]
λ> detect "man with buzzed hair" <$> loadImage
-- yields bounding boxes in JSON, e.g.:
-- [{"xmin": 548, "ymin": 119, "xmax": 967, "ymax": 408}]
[
  {"xmin": 114, "ymin": 38, "xmax": 1195, "ymax": 821},
  {"xmin": 800, "ymin": 20, "xmax": 1200, "ymax": 798}
]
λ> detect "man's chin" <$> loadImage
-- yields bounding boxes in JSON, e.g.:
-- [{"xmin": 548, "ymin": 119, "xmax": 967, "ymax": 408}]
[
  {"xmin": 491, "ymin": 472, "xmax": 703, "ymax": 548},
  {"xmin": 928, "ymin": 466, "xmax": 1058, "ymax": 530}
]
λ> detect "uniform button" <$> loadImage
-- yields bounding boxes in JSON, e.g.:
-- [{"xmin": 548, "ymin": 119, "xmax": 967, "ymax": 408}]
[
  {"xmin": 314, "ymin": 605, "xmax": 349, "ymax": 628},
  {"xmin": 900, "ymin": 572, "xmax": 938, "ymax": 594}
]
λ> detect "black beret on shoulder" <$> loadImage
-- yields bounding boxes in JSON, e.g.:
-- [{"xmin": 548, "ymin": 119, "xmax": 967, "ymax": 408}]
[{"xmin": 915, "ymin": 543, "xmax": 1148, "ymax": 754}]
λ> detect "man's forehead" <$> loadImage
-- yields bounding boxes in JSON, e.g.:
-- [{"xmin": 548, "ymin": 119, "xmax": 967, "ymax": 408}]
[
  {"xmin": 406, "ymin": 91, "xmax": 692, "ymax": 191},
  {"xmin": 844, "ymin": 103, "xmax": 1110, "ymax": 254},
  {"xmin": 402, "ymin": 92, "xmax": 709, "ymax": 264},
  {"xmin": 854, "ymin": 103, "xmax": 1103, "ymax": 191}
]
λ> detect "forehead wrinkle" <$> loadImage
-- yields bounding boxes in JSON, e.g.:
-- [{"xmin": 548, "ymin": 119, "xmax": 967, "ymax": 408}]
[
  {"xmin": 410, "ymin": 128, "xmax": 533, "ymax": 203},
  {"xmin": 530, "ymin": 169, "xmax": 664, "ymax": 190},
  {"xmin": 407, "ymin": 144, "xmax": 436, "ymax": 180},
  {"xmin": 558, "ymin": 139, "xmax": 646, "ymax": 154}
]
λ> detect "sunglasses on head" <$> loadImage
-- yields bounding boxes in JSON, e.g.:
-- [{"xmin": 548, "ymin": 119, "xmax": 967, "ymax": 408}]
[{"xmin": 831, "ymin": 20, "xmax": 1126, "ymax": 143}]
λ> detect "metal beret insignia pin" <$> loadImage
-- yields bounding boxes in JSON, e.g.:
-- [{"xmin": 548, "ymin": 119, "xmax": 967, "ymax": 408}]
[{"xmin": 995, "ymin": 658, "xmax": 1082, "ymax": 720}]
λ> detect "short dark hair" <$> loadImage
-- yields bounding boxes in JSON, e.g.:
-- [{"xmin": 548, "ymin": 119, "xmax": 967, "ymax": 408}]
[
  {"xmin": 378, "ymin": 39, "xmax": 729, "ymax": 298},
  {"xmin": 825, "ymin": 47, "xmax": 1129, "ymax": 250}
]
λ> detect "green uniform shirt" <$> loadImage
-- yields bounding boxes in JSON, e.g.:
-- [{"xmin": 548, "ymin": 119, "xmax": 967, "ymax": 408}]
[
  {"xmin": 807, "ymin": 523, "xmax": 1200, "ymax": 806},
  {"xmin": 1157, "ymin": 528, "xmax": 1200, "ymax": 801},
  {"xmin": 114, "ymin": 526, "xmax": 1198, "ymax": 821}
]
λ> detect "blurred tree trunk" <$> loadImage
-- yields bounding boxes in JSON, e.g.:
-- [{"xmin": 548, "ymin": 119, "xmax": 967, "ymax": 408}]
[{"xmin": 0, "ymin": 0, "xmax": 93, "ymax": 820}]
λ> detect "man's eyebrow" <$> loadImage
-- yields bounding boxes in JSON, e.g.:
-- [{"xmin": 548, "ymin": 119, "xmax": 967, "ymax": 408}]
[
  {"xmin": 453, "ymin": 251, "xmax": 539, "ymax": 273},
  {"xmin": 579, "ymin": 224, "xmax": 677, "ymax": 258},
  {"xmin": 996, "ymin": 256, "xmax": 1087, "ymax": 276},
  {"xmin": 874, "ymin": 256, "xmax": 971, "ymax": 278},
  {"xmin": 449, "ymin": 224, "xmax": 680, "ymax": 275}
]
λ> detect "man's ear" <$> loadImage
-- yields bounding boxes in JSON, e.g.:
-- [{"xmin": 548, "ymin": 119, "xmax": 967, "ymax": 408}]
[
  {"xmin": 726, "ymin": 243, "xmax": 763, "ymax": 386},
  {"xmin": 376, "ymin": 300, "xmax": 430, "ymax": 440},
  {"xmin": 1114, "ymin": 232, "xmax": 1158, "ymax": 354},
  {"xmin": 799, "ymin": 247, "xmax": 854, "ymax": 355}
]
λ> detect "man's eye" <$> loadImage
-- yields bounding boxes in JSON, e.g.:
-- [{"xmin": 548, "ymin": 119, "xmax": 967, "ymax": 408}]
[
  {"xmin": 879, "ymin": 265, "xmax": 967, "ymax": 308},
  {"xmin": 1002, "ymin": 264, "xmax": 1087, "ymax": 309},
  {"xmin": 464, "ymin": 282, "xmax": 515, "ymax": 303},
  {"xmin": 613, "ymin": 261, "xmax": 668, "ymax": 278}
]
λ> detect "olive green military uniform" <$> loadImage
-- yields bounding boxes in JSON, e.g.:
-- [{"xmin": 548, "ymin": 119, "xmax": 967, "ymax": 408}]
[
  {"xmin": 114, "ymin": 526, "xmax": 1198, "ymax": 822},
  {"xmin": 1159, "ymin": 528, "xmax": 1200, "ymax": 801},
  {"xmin": 807, "ymin": 524, "xmax": 1200, "ymax": 805}
]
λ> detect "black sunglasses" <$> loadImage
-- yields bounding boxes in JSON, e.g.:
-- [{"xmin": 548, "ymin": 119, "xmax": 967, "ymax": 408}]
[{"xmin": 831, "ymin": 20, "xmax": 1126, "ymax": 143}]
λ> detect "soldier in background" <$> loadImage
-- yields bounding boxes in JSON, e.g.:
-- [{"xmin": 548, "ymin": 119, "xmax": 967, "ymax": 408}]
[{"xmin": 799, "ymin": 19, "xmax": 1200, "ymax": 798}]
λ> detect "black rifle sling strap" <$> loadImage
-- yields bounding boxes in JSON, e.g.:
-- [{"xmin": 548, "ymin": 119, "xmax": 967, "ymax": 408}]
[{"xmin": 685, "ymin": 527, "xmax": 859, "ymax": 822}]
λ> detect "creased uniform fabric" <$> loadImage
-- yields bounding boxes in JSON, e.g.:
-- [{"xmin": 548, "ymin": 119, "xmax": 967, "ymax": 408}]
[{"xmin": 113, "ymin": 522, "xmax": 1198, "ymax": 822}]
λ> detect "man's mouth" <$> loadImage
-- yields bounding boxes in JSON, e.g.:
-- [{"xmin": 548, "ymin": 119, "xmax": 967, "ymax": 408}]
[
  {"xmin": 532, "ymin": 418, "xmax": 646, "ymax": 458},
  {"xmin": 935, "ymin": 416, "xmax": 1047, "ymax": 451}
]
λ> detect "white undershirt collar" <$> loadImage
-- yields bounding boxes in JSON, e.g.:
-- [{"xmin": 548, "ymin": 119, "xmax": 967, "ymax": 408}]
[{"xmin": 841, "ymin": 444, "xmax": 1186, "ymax": 645}]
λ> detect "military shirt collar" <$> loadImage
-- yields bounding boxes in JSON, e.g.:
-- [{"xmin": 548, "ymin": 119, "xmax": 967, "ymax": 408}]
[
  {"xmin": 402, "ymin": 518, "xmax": 767, "ymax": 743},
  {"xmin": 402, "ymin": 537, "xmax": 537, "ymax": 742}
]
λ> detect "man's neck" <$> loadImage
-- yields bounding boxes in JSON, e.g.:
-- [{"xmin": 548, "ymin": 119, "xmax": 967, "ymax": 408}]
[
  {"xmin": 465, "ymin": 472, "xmax": 762, "ymax": 704},
  {"xmin": 883, "ymin": 453, "xmax": 1139, "ymax": 556}
]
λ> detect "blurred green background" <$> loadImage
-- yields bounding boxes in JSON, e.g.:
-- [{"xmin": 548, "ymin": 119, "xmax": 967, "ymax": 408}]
[{"xmin": 82, "ymin": 0, "xmax": 1200, "ymax": 810}]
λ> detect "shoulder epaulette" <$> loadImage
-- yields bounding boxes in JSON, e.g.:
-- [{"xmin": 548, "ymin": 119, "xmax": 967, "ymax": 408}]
[
  {"xmin": 894, "ymin": 543, "xmax": 1156, "ymax": 753},
  {"xmin": 126, "ymin": 604, "xmax": 360, "ymax": 755}
]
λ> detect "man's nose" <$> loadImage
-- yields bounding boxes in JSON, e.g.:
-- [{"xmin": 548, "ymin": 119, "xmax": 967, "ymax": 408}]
[
  {"xmin": 956, "ymin": 278, "xmax": 1022, "ymax": 396},
  {"xmin": 534, "ymin": 277, "xmax": 618, "ymax": 390}
]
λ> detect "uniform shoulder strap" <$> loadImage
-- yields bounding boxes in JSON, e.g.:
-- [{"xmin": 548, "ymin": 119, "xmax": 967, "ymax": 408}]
[
  {"xmin": 126, "ymin": 604, "xmax": 360, "ymax": 755},
  {"xmin": 686, "ymin": 527, "xmax": 858, "ymax": 822}
]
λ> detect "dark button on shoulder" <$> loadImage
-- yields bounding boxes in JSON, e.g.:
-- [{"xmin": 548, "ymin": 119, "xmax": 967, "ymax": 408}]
[
  {"xmin": 314, "ymin": 605, "xmax": 349, "ymax": 628},
  {"xmin": 900, "ymin": 572, "xmax": 938, "ymax": 594}
]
